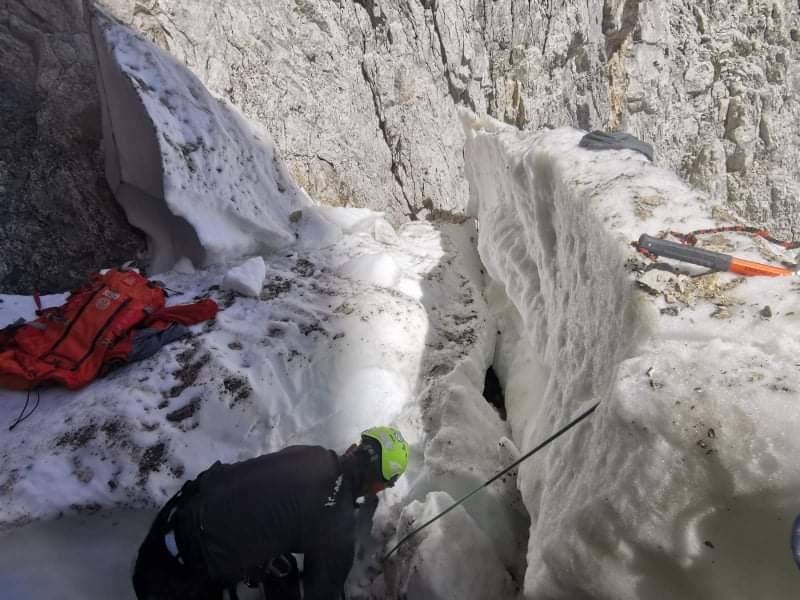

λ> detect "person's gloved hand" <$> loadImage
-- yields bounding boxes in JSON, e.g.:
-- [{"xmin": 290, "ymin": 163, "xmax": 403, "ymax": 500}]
[
  {"xmin": 260, "ymin": 554, "xmax": 302, "ymax": 600},
  {"xmin": 268, "ymin": 554, "xmax": 296, "ymax": 578}
]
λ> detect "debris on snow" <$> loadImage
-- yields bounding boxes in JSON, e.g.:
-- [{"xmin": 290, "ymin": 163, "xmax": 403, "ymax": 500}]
[
  {"xmin": 173, "ymin": 257, "xmax": 196, "ymax": 274},
  {"xmin": 636, "ymin": 268, "xmax": 679, "ymax": 295},
  {"xmin": 222, "ymin": 256, "xmax": 267, "ymax": 298}
]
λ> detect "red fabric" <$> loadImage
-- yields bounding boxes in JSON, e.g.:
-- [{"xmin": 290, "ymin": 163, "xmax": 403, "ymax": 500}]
[
  {"xmin": 143, "ymin": 298, "xmax": 218, "ymax": 326},
  {"xmin": 0, "ymin": 271, "xmax": 217, "ymax": 391}
]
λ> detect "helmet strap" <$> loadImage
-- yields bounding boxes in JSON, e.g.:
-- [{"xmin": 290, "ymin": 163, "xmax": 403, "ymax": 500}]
[{"xmin": 358, "ymin": 437, "xmax": 386, "ymax": 484}]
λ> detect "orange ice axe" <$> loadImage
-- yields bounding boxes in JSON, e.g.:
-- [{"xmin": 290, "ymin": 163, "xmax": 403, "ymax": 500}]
[{"xmin": 637, "ymin": 234, "xmax": 797, "ymax": 277}]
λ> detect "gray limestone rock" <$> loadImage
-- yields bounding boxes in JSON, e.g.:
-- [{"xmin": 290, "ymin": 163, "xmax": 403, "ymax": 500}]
[
  {"xmin": 0, "ymin": 0, "xmax": 144, "ymax": 294},
  {"xmin": 99, "ymin": 0, "xmax": 800, "ymax": 238},
  {"xmin": 613, "ymin": 0, "xmax": 800, "ymax": 237},
  {"xmin": 4, "ymin": 0, "xmax": 800, "ymax": 288}
]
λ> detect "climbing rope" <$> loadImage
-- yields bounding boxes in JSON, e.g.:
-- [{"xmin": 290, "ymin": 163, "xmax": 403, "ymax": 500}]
[
  {"xmin": 670, "ymin": 225, "xmax": 800, "ymax": 250},
  {"xmin": 383, "ymin": 401, "xmax": 600, "ymax": 562}
]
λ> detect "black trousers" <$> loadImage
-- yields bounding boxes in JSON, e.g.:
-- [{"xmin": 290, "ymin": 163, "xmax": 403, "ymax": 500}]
[
  {"xmin": 258, "ymin": 554, "xmax": 302, "ymax": 600},
  {"xmin": 133, "ymin": 484, "xmax": 303, "ymax": 600},
  {"xmin": 132, "ymin": 485, "xmax": 226, "ymax": 600}
]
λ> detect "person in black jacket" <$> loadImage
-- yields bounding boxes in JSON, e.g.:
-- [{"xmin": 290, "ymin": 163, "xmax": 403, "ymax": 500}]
[{"xmin": 132, "ymin": 426, "xmax": 409, "ymax": 600}]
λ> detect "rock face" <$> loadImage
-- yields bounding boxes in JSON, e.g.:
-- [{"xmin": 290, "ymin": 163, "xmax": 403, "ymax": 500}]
[
  {"xmin": 0, "ymin": 0, "xmax": 144, "ymax": 294},
  {"xmin": 3, "ymin": 0, "xmax": 799, "ymax": 283},
  {"xmin": 608, "ymin": 0, "xmax": 800, "ymax": 237},
  {"xmin": 97, "ymin": 0, "xmax": 610, "ymax": 224},
  {"xmin": 99, "ymin": 0, "xmax": 800, "ymax": 237}
]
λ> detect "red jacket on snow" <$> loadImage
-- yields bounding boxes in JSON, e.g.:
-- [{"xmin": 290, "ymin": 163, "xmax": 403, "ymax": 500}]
[{"xmin": 0, "ymin": 269, "xmax": 217, "ymax": 391}]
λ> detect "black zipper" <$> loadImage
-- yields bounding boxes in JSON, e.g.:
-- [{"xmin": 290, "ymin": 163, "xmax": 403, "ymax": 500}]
[
  {"xmin": 72, "ymin": 298, "xmax": 133, "ymax": 371},
  {"xmin": 42, "ymin": 286, "xmax": 105, "ymax": 359}
]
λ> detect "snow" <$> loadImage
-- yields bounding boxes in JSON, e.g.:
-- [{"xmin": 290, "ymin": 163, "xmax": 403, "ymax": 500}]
[
  {"xmin": 462, "ymin": 112, "xmax": 800, "ymax": 599},
  {"xmin": 173, "ymin": 257, "xmax": 196, "ymax": 274},
  {"xmin": 0, "ymin": 511, "xmax": 152, "ymax": 599},
  {"xmin": 337, "ymin": 254, "xmax": 402, "ymax": 288},
  {"xmin": 222, "ymin": 256, "xmax": 267, "ymax": 298},
  {"xmin": 92, "ymin": 10, "xmax": 339, "ymax": 273},
  {"xmin": 0, "ymin": 210, "xmax": 522, "ymax": 599},
  {"xmin": 386, "ymin": 491, "xmax": 516, "ymax": 598},
  {"xmin": 0, "ymin": 293, "xmax": 69, "ymax": 325}
]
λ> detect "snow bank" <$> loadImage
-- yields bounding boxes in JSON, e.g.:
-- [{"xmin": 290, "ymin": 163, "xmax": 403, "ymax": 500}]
[
  {"xmin": 375, "ymin": 222, "xmax": 529, "ymax": 597},
  {"xmin": 337, "ymin": 253, "xmax": 402, "ymax": 288},
  {"xmin": 387, "ymin": 491, "xmax": 516, "ymax": 598},
  {"xmin": 463, "ymin": 114, "xmax": 800, "ymax": 599},
  {"xmin": 0, "ymin": 210, "xmax": 524, "ymax": 599},
  {"xmin": 91, "ymin": 10, "xmax": 337, "ymax": 273}
]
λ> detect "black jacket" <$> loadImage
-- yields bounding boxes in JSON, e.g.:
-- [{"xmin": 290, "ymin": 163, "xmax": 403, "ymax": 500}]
[{"xmin": 176, "ymin": 445, "xmax": 362, "ymax": 600}]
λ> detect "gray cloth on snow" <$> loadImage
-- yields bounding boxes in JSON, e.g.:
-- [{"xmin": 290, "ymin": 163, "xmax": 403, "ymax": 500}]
[
  {"xmin": 128, "ymin": 323, "xmax": 190, "ymax": 363},
  {"xmin": 579, "ymin": 130, "xmax": 654, "ymax": 162}
]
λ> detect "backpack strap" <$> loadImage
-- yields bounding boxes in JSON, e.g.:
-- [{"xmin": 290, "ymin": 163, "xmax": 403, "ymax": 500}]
[{"xmin": 8, "ymin": 386, "xmax": 41, "ymax": 431}]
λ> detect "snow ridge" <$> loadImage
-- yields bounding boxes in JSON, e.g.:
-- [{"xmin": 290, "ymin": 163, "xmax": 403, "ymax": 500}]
[{"xmin": 464, "ymin": 114, "xmax": 800, "ymax": 600}]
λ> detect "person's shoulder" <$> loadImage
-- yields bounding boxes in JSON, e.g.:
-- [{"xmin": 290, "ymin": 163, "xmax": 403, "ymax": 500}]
[
  {"xmin": 279, "ymin": 444, "xmax": 336, "ymax": 456},
  {"xmin": 276, "ymin": 444, "xmax": 340, "ymax": 466}
]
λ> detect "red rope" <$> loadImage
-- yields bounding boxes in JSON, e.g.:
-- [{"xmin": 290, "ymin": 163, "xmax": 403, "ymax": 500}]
[{"xmin": 668, "ymin": 226, "xmax": 800, "ymax": 250}]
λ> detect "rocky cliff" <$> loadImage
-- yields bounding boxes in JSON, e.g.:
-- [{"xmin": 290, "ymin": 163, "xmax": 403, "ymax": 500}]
[
  {"xmin": 0, "ymin": 0, "xmax": 144, "ymax": 294},
  {"xmin": 2, "ymin": 0, "xmax": 798, "ymax": 285}
]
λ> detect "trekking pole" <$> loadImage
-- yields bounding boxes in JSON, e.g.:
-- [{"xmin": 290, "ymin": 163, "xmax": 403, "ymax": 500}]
[
  {"xmin": 383, "ymin": 401, "xmax": 599, "ymax": 561},
  {"xmin": 637, "ymin": 234, "xmax": 796, "ymax": 277}
]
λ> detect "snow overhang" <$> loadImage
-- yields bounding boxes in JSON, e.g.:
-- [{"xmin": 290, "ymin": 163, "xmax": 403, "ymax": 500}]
[{"xmin": 90, "ymin": 8, "xmax": 327, "ymax": 273}]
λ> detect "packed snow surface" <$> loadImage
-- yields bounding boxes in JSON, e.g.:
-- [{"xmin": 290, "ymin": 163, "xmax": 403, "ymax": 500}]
[{"xmin": 463, "ymin": 113, "xmax": 800, "ymax": 600}]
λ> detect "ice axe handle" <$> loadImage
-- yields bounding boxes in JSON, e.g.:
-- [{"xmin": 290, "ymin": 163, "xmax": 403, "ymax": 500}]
[{"xmin": 637, "ymin": 234, "xmax": 731, "ymax": 271}]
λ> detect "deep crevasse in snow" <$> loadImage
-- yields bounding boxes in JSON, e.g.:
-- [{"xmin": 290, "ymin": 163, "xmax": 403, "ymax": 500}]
[{"xmin": 463, "ymin": 114, "xmax": 800, "ymax": 599}]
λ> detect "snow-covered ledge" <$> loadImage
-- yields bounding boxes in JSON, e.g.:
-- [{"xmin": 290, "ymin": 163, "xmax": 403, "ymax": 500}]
[{"xmin": 463, "ymin": 114, "xmax": 800, "ymax": 599}]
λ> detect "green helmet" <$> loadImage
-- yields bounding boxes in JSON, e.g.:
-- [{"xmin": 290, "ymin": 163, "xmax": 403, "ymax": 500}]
[{"xmin": 361, "ymin": 426, "xmax": 409, "ymax": 484}]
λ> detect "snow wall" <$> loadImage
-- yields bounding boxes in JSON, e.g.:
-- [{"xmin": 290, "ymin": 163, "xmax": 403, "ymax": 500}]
[
  {"xmin": 463, "ymin": 114, "xmax": 800, "ymax": 599},
  {"xmin": 91, "ymin": 9, "xmax": 332, "ymax": 274}
]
